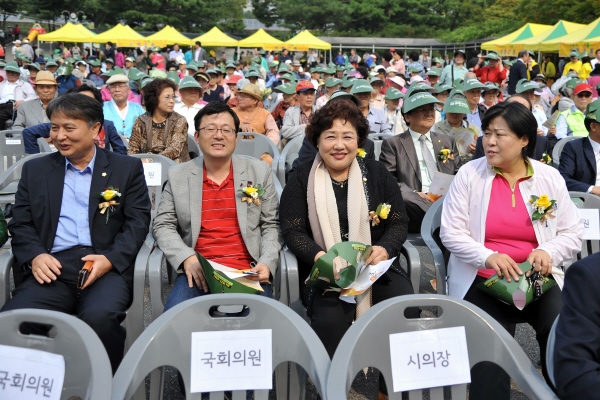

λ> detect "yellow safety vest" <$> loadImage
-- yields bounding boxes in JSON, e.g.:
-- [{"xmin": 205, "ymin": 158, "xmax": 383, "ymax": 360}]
[{"xmin": 560, "ymin": 108, "xmax": 588, "ymax": 137}]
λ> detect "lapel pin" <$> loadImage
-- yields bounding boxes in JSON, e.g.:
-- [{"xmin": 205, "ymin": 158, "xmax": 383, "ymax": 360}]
[{"xmin": 102, "ymin": 172, "xmax": 107, "ymax": 177}]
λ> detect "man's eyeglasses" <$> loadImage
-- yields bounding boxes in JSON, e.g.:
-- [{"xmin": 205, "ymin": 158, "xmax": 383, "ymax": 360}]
[
  {"xmin": 577, "ymin": 92, "xmax": 592, "ymax": 98},
  {"xmin": 199, "ymin": 126, "xmax": 236, "ymax": 137}
]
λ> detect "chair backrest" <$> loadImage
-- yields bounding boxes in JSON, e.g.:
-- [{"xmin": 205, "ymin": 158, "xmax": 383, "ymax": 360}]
[
  {"xmin": 420, "ymin": 198, "xmax": 448, "ymax": 294},
  {"xmin": 128, "ymin": 153, "xmax": 176, "ymax": 216},
  {"xmin": 236, "ymin": 154, "xmax": 282, "ymax": 200},
  {"xmin": 112, "ymin": 294, "xmax": 330, "ymax": 400},
  {"xmin": 552, "ymin": 136, "xmax": 577, "ymax": 167},
  {"xmin": 327, "ymin": 294, "xmax": 558, "ymax": 400},
  {"xmin": 0, "ymin": 309, "xmax": 112, "ymax": 400},
  {"xmin": 0, "ymin": 152, "xmax": 47, "ymax": 192},
  {"xmin": 276, "ymin": 134, "xmax": 304, "ymax": 185},
  {"xmin": 119, "ymin": 134, "xmax": 130, "ymax": 150},
  {"xmin": 0, "ymin": 130, "xmax": 27, "ymax": 173},
  {"xmin": 234, "ymin": 132, "xmax": 281, "ymax": 162},
  {"xmin": 545, "ymin": 316, "xmax": 559, "ymax": 388},
  {"xmin": 37, "ymin": 137, "xmax": 53, "ymax": 153},
  {"xmin": 187, "ymin": 134, "xmax": 201, "ymax": 159},
  {"xmin": 569, "ymin": 191, "xmax": 600, "ymax": 259}
]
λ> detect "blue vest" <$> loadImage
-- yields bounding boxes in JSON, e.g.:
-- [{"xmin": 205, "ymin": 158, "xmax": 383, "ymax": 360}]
[
  {"xmin": 102, "ymin": 101, "xmax": 145, "ymax": 138},
  {"xmin": 57, "ymin": 75, "xmax": 78, "ymax": 94}
]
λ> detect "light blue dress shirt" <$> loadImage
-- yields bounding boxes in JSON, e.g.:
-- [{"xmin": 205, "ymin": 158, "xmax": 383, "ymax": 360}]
[
  {"xmin": 51, "ymin": 149, "xmax": 97, "ymax": 253},
  {"xmin": 366, "ymin": 107, "xmax": 392, "ymax": 135}
]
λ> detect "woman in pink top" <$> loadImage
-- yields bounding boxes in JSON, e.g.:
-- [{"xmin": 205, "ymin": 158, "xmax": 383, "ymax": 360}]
[{"xmin": 440, "ymin": 101, "xmax": 583, "ymax": 400}]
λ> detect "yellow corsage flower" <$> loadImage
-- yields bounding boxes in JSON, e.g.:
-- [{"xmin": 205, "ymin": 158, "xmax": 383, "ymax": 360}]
[
  {"xmin": 369, "ymin": 203, "xmax": 391, "ymax": 227},
  {"xmin": 529, "ymin": 194, "xmax": 556, "ymax": 223},
  {"xmin": 96, "ymin": 186, "xmax": 121, "ymax": 223},
  {"xmin": 437, "ymin": 147, "xmax": 455, "ymax": 163},
  {"xmin": 540, "ymin": 152, "xmax": 552, "ymax": 165},
  {"xmin": 357, "ymin": 148, "xmax": 367, "ymax": 158},
  {"xmin": 238, "ymin": 182, "xmax": 265, "ymax": 205}
]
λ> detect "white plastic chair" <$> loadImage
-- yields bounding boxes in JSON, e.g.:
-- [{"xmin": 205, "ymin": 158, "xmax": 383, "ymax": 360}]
[
  {"xmin": 552, "ymin": 136, "xmax": 577, "ymax": 168},
  {"xmin": 276, "ymin": 134, "xmax": 304, "ymax": 186}
]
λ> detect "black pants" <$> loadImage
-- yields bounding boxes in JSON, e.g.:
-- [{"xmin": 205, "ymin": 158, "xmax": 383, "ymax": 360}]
[
  {"xmin": 402, "ymin": 191, "xmax": 431, "ymax": 233},
  {"xmin": 304, "ymin": 266, "xmax": 419, "ymax": 393},
  {"xmin": 464, "ymin": 276, "xmax": 562, "ymax": 399},
  {"xmin": 0, "ymin": 102, "xmax": 13, "ymax": 130},
  {"xmin": 1, "ymin": 247, "xmax": 131, "ymax": 373}
]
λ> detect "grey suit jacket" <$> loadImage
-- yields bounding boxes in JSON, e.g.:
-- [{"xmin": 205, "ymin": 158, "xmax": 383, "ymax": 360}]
[
  {"xmin": 379, "ymin": 129, "xmax": 462, "ymax": 194},
  {"xmin": 152, "ymin": 155, "xmax": 283, "ymax": 275},
  {"xmin": 281, "ymin": 105, "xmax": 315, "ymax": 140},
  {"xmin": 13, "ymin": 99, "xmax": 48, "ymax": 130}
]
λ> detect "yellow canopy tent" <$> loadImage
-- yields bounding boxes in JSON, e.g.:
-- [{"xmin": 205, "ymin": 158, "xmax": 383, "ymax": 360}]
[
  {"xmin": 191, "ymin": 27, "xmax": 238, "ymax": 47},
  {"xmin": 38, "ymin": 22, "xmax": 97, "ymax": 42},
  {"xmin": 481, "ymin": 23, "xmax": 552, "ymax": 51},
  {"xmin": 279, "ymin": 30, "xmax": 331, "ymax": 52},
  {"xmin": 543, "ymin": 17, "xmax": 600, "ymax": 56},
  {"xmin": 495, "ymin": 21, "xmax": 586, "ymax": 56},
  {"xmin": 145, "ymin": 25, "xmax": 192, "ymax": 47},
  {"xmin": 238, "ymin": 28, "xmax": 283, "ymax": 49},
  {"xmin": 91, "ymin": 24, "xmax": 146, "ymax": 48}
]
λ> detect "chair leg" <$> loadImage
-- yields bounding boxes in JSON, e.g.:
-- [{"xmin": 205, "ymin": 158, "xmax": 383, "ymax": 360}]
[
  {"xmin": 288, "ymin": 363, "xmax": 307, "ymax": 400},
  {"xmin": 275, "ymin": 363, "xmax": 290, "ymax": 400},
  {"xmin": 401, "ymin": 242, "xmax": 421, "ymax": 294},
  {"xmin": 149, "ymin": 367, "xmax": 165, "ymax": 400}
]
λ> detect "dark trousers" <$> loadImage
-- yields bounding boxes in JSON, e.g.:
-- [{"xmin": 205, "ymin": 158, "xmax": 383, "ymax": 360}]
[
  {"xmin": 1, "ymin": 247, "xmax": 131, "ymax": 373},
  {"xmin": 0, "ymin": 102, "xmax": 13, "ymax": 130},
  {"xmin": 464, "ymin": 276, "xmax": 562, "ymax": 399},
  {"xmin": 402, "ymin": 191, "xmax": 431, "ymax": 233}
]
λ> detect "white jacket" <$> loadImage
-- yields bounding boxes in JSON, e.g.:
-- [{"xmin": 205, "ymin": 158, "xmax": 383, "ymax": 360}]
[{"xmin": 440, "ymin": 157, "xmax": 583, "ymax": 300}]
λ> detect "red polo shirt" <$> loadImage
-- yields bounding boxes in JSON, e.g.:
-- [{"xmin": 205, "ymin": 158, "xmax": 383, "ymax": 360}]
[{"xmin": 194, "ymin": 164, "xmax": 254, "ymax": 270}]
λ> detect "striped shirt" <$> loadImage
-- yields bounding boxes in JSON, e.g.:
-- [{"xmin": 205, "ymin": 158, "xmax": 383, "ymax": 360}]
[{"xmin": 194, "ymin": 165, "xmax": 254, "ymax": 270}]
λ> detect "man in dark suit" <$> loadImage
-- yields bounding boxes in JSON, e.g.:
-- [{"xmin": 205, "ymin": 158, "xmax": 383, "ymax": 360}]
[
  {"xmin": 507, "ymin": 50, "xmax": 530, "ymax": 95},
  {"xmin": 380, "ymin": 91, "xmax": 461, "ymax": 232},
  {"xmin": 1, "ymin": 93, "xmax": 151, "ymax": 373},
  {"xmin": 554, "ymin": 252, "xmax": 600, "ymax": 399},
  {"xmin": 558, "ymin": 99, "xmax": 600, "ymax": 194}
]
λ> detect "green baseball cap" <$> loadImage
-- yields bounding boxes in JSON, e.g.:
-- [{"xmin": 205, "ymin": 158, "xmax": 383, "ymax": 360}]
[
  {"xmin": 483, "ymin": 82, "xmax": 500, "ymax": 92},
  {"xmin": 370, "ymin": 77, "xmax": 383, "ymax": 85},
  {"xmin": 341, "ymin": 76, "xmax": 356, "ymax": 88},
  {"xmin": 565, "ymin": 78, "xmax": 582, "ymax": 90},
  {"xmin": 280, "ymin": 72, "xmax": 297, "ymax": 82},
  {"xmin": 45, "ymin": 60, "xmax": 58, "ymax": 68},
  {"xmin": 140, "ymin": 77, "xmax": 155, "ymax": 89},
  {"xmin": 432, "ymin": 83, "xmax": 453, "ymax": 94},
  {"xmin": 27, "ymin": 62, "xmax": 41, "ymax": 71},
  {"xmin": 336, "ymin": 65, "xmax": 345, "ymax": 71},
  {"xmin": 528, "ymin": 50, "xmax": 536, "ymax": 57},
  {"xmin": 402, "ymin": 91, "xmax": 441, "ymax": 113},
  {"xmin": 4, "ymin": 62, "xmax": 20, "ymax": 74},
  {"xmin": 43, "ymin": 54, "xmax": 51, "ymax": 61},
  {"xmin": 325, "ymin": 77, "xmax": 342, "ymax": 88},
  {"xmin": 502, "ymin": 59, "xmax": 513, "ymax": 67},
  {"xmin": 569, "ymin": 49, "xmax": 580, "ymax": 58},
  {"xmin": 443, "ymin": 98, "xmax": 470, "ymax": 114},
  {"xmin": 350, "ymin": 79, "xmax": 375, "ymax": 94},
  {"xmin": 128, "ymin": 67, "xmax": 147, "ymax": 81},
  {"xmin": 432, "ymin": 57, "xmax": 443, "ymax": 64},
  {"xmin": 16, "ymin": 53, "xmax": 31, "ymax": 63},
  {"xmin": 463, "ymin": 78, "xmax": 486, "ymax": 92},
  {"xmin": 179, "ymin": 75, "xmax": 202, "ymax": 90},
  {"xmin": 452, "ymin": 78, "xmax": 464, "ymax": 88},
  {"xmin": 448, "ymin": 88, "xmax": 465, "ymax": 99},
  {"xmin": 268, "ymin": 62, "xmax": 277, "ymax": 69},
  {"xmin": 196, "ymin": 61, "xmax": 205, "ymax": 68},
  {"xmin": 251, "ymin": 56, "xmax": 261, "ymax": 63},
  {"xmin": 101, "ymin": 69, "xmax": 119, "ymax": 77},
  {"xmin": 74, "ymin": 55, "xmax": 83, "ymax": 62},
  {"xmin": 186, "ymin": 64, "xmax": 199, "ymax": 73},
  {"xmin": 167, "ymin": 71, "xmax": 180, "ymax": 84},
  {"xmin": 52, "ymin": 54, "xmax": 62, "ymax": 60},
  {"xmin": 278, "ymin": 64, "xmax": 290, "ymax": 73},
  {"xmin": 329, "ymin": 90, "xmax": 361, "ymax": 106},
  {"xmin": 206, "ymin": 68, "xmax": 218, "ymax": 76},
  {"xmin": 0, "ymin": 60, "xmax": 6, "ymax": 68},
  {"xmin": 323, "ymin": 66, "xmax": 336, "ymax": 75},
  {"xmin": 585, "ymin": 99, "xmax": 600, "ymax": 124},
  {"xmin": 384, "ymin": 87, "xmax": 404, "ymax": 100},
  {"xmin": 273, "ymin": 83, "xmax": 297, "ymax": 95},
  {"xmin": 328, "ymin": 62, "xmax": 336, "ymax": 68},
  {"xmin": 408, "ymin": 65, "xmax": 423, "ymax": 73},
  {"xmin": 485, "ymin": 52, "xmax": 500, "ymax": 61},
  {"xmin": 580, "ymin": 51, "xmax": 589, "ymax": 58},
  {"xmin": 57, "ymin": 64, "xmax": 72, "ymax": 76},
  {"xmin": 516, "ymin": 79, "xmax": 539, "ymax": 93},
  {"xmin": 245, "ymin": 69, "xmax": 261, "ymax": 78},
  {"xmin": 426, "ymin": 67, "xmax": 441, "ymax": 77},
  {"xmin": 88, "ymin": 59, "xmax": 101, "ymax": 67},
  {"xmin": 404, "ymin": 82, "xmax": 433, "ymax": 99}
]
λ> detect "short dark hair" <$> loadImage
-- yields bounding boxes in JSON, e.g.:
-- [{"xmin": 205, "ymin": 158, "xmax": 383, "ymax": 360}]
[
  {"xmin": 409, "ymin": 51, "xmax": 419, "ymax": 62},
  {"xmin": 196, "ymin": 41, "xmax": 201, "ymax": 46},
  {"xmin": 518, "ymin": 50, "xmax": 528, "ymax": 58},
  {"xmin": 481, "ymin": 101, "xmax": 537, "ymax": 159},
  {"xmin": 46, "ymin": 93, "xmax": 104, "ymax": 130},
  {"xmin": 585, "ymin": 118, "xmax": 599, "ymax": 132},
  {"xmin": 306, "ymin": 99, "xmax": 369, "ymax": 148},
  {"xmin": 193, "ymin": 101, "xmax": 240, "ymax": 133},
  {"xmin": 67, "ymin": 83, "xmax": 102, "ymax": 103},
  {"xmin": 107, "ymin": 41, "xmax": 113, "ymax": 46},
  {"xmin": 143, "ymin": 78, "xmax": 178, "ymax": 115},
  {"xmin": 596, "ymin": 49, "xmax": 600, "ymax": 55}
]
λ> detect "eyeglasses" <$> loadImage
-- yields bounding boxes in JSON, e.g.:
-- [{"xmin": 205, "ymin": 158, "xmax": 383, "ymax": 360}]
[
  {"xmin": 412, "ymin": 105, "xmax": 435, "ymax": 114},
  {"xmin": 109, "ymin": 83, "xmax": 128, "ymax": 89},
  {"xmin": 577, "ymin": 92, "xmax": 592, "ymax": 98},
  {"xmin": 199, "ymin": 126, "xmax": 236, "ymax": 137},
  {"xmin": 161, "ymin": 95, "xmax": 176, "ymax": 102}
]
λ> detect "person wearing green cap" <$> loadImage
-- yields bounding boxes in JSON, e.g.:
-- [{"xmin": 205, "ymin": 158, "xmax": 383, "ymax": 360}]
[
  {"xmin": 481, "ymin": 82, "xmax": 500, "ymax": 109},
  {"xmin": 25, "ymin": 62, "xmax": 41, "ymax": 86},
  {"xmin": 474, "ymin": 53, "xmax": 506, "ymax": 92},
  {"xmin": 380, "ymin": 90, "xmax": 461, "ymax": 232},
  {"xmin": 56, "ymin": 64, "xmax": 82, "ymax": 95},
  {"xmin": 86, "ymin": 59, "xmax": 105, "ymax": 88},
  {"xmin": 424, "ymin": 67, "xmax": 441, "ymax": 86},
  {"xmin": 516, "ymin": 79, "xmax": 550, "ymax": 136},
  {"xmin": 440, "ymin": 49, "xmax": 469, "ymax": 87},
  {"xmin": 432, "ymin": 83, "xmax": 452, "ymax": 121},
  {"xmin": 563, "ymin": 50, "xmax": 583, "ymax": 77},
  {"xmin": 0, "ymin": 61, "xmax": 36, "ymax": 129},
  {"xmin": 558, "ymin": 98, "xmax": 600, "ymax": 193},
  {"xmin": 462, "ymin": 78, "xmax": 487, "ymax": 129},
  {"xmin": 174, "ymin": 76, "xmax": 205, "ymax": 135},
  {"xmin": 350, "ymin": 79, "xmax": 391, "ymax": 135},
  {"xmin": 383, "ymin": 87, "xmax": 407, "ymax": 135},
  {"xmin": 316, "ymin": 78, "xmax": 341, "ymax": 109},
  {"xmin": 433, "ymin": 97, "xmax": 480, "ymax": 162},
  {"xmin": 271, "ymin": 83, "xmax": 297, "ymax": 129}
]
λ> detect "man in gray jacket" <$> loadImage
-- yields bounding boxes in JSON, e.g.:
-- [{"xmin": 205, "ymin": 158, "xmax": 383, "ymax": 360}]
[
  {"xmin": 281, "ymin": 80, "xmax": 316, "ymax": 141},
  {"xmin": 153, "ymin": 101, "xmax": 282, "ymax": 306}
]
